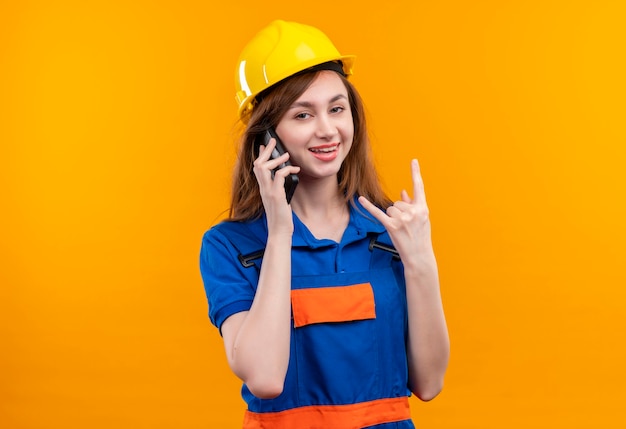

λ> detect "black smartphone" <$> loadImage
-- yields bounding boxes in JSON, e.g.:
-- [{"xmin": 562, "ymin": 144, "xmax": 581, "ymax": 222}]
[{"xmin": 256, "ymin": 128, "xmax": 299, "ymax": 203}]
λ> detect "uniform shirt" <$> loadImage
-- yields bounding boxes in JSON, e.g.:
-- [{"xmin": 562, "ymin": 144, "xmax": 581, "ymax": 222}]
[{"xmin": 200, "ymin": 198, "xmax": 415, "ymax": 428}]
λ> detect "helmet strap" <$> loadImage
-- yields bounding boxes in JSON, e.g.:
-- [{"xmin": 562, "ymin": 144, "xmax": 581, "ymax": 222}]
[
  {"xmin": 298, "ymin": 60, "xmax": 346, "ymax": 77},
  {"xmin": 255, "ymin": 61, "xmax": 345, "ymax": 106}
]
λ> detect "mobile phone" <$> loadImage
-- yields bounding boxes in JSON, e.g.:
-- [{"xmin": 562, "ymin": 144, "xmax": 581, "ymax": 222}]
[{"xmin": 256, "ymin": 128, "xmax": 299, "ymax": 203}]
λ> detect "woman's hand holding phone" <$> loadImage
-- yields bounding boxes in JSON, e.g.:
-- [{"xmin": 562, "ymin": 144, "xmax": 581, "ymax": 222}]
[
  {"xmin": 262, "ymin": 129, "xmax": 299, "ymax": 203},
  {"xmin": 253, "ymin": 134, "xmax": 300, "ymax": 236}
]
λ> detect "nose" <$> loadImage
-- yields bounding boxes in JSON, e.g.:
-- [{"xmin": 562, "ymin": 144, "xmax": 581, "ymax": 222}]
[{"xmin": 315, "ymin": 113, "xmax": 337, "ymax": 140}]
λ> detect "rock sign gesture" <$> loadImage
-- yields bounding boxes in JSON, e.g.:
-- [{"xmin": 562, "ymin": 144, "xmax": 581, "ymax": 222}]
[{"xmin": 358, "ymin": 159, "xmax": 435, "ymax": 270}]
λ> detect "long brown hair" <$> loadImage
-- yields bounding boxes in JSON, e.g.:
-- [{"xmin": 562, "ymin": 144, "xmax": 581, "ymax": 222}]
[{"xmin": 228, "ymin": 70, "xmax": 391, "ymax": 221}]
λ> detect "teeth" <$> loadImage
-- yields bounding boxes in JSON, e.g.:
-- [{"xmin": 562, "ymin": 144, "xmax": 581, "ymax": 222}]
[{"xmin": 310, "ymin": 146, "xmax": 337, "ymax": 153}]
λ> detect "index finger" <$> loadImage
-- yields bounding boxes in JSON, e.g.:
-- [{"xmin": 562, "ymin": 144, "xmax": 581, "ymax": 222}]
[
  {"xmin": 256, "ymin": 138, "xmax": 277, "ymax": 161},
  {"xmin": 357, "ymin": 195, "xmax": 390, "ymax": 227}
]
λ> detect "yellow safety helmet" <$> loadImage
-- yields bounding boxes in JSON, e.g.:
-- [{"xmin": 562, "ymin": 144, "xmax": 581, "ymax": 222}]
[{"xmin": 235, "ymin": 20, "xmax": 356, "ymax": 121}]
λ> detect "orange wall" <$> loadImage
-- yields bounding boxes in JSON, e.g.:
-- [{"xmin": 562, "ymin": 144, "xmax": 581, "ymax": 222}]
[{"xmin": 1, "ymin": 1, "xmax": 625, "ymax": 428}]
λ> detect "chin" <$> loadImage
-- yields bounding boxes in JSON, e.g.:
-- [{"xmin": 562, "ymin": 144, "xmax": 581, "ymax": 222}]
[{"xmin": 299, "ymin": 167, "xmax": 342, "ymax": 182}]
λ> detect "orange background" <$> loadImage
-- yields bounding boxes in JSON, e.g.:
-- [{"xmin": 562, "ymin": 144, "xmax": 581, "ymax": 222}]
[{"xmin": 2, "ymin": 1, "xmax": 625, "ymax": 428}]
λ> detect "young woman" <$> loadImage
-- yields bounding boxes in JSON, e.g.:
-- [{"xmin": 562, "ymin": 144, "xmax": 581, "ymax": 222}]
[{"xmin": 200, "ymin": 20, "xmax": 449, "ymax": 429}]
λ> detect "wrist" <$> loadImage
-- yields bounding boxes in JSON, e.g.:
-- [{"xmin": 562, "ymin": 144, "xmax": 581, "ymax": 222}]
[
  {"xmin": 402, "ymin": 250, "xmax": 438, "ymax": 277},
  {"xmin": 266, "ymin": 231, "xmax": 293, "ymax": 246}
]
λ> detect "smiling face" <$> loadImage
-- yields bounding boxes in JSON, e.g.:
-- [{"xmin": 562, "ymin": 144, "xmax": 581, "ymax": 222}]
[{"xmin": 274, "ymin": 71, "xmax": 354, "ymax": 183}]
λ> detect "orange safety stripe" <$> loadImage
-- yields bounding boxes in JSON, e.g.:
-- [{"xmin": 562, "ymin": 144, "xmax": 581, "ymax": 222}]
[
  {"xmin": 243, "ymin": 396, "xmax": 410, "ymax": 429},
  {"xmin": 290, "ymin": 283, "xmax": 376, "ymax": 328}
]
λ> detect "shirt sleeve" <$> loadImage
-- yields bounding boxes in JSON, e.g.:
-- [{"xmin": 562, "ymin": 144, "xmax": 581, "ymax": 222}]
[{"xmin": 199, "ymin": 226, "xmax": 257, "ymax": 331}]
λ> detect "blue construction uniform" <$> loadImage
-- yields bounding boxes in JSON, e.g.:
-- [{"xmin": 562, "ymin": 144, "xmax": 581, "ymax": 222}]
[{"xmin": 200, "ymin": 198, "xmax": 415, "ymax": 428}]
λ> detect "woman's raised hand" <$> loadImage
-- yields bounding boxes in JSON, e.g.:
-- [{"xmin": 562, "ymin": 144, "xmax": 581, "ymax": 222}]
[{"xmin": 358, "ymin": 159, "xmax": 435, "ymax": 270}]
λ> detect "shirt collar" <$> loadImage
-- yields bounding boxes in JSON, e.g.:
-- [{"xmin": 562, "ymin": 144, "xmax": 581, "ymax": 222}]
[{"xmin": 291, "ymin": 196, "xmax": 387, "ymax": 248}]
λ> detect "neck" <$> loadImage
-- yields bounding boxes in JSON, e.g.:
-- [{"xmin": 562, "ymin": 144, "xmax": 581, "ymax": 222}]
[
  {"xmin": 289, "ymin": 176, "xmax": 350, "ymax": 242},
  {"xmin": 290, "ymin": 176, "xmax": 346, "ymax": 219}
]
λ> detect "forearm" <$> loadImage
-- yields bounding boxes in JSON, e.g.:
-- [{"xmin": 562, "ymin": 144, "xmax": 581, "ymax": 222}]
[
  {"xmin": 229, "ymin": 233, "xmax": 293, "ymax": 397},
  {"xmin": 404, "ymin": 252, "xmax": 450, "ymax": 401}
]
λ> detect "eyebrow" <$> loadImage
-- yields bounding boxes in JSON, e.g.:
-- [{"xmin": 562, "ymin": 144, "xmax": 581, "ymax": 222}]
[{"xmin": 289, "ymin": 94, "xmax": 348, "ymax": 109}]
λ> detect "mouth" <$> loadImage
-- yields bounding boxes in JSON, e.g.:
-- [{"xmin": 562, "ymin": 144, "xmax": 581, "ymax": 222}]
[{"xmin": 308, "ymin": 143, "xmax": 339, "ymax": 154}]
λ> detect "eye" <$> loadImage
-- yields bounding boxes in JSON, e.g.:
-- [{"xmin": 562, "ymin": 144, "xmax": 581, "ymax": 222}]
[
  {"xmin": 295, "ymin": 112, "xmax": 311, "ymax": 120},
  {"xmin": 330, "ymin": 105, "xmax": 345, "ymax": 114}
]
